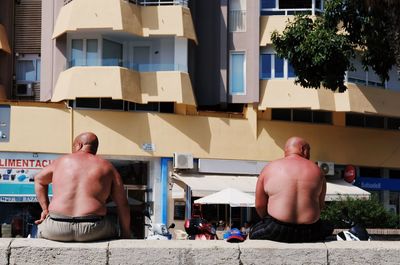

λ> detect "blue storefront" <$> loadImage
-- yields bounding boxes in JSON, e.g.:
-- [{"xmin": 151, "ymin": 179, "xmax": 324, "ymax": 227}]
[
  {"xmin": 355, "ymin": 176, "xmax": 400, "ymax": 215},
  {"xmin": 0, "ymin": 152, "xmax": 58, "ymax": 237}
]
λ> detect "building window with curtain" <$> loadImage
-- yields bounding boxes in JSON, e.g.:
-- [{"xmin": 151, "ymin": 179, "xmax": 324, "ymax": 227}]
[
  {"xmin": 229, "ymin": 0, "xmax": 246, "ymax": 32},
  {"xmin": 229, "ymin": 51, "xmax": 246, "ymax": 95}
]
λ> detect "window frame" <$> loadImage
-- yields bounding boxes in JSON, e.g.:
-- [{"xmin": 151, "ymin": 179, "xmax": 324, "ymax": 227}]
[
  {"xmin": 229, "ymin": 0, "xmax": 247, "ymax": 32},
  {"xmin": 15, "ymin": 55, "xmax": 41, "ymax": 83},
  {"xmin": 260, "ymin": 52, "xmax": 295, "ymax": 79},
  {"xmin": 229, "ymin": 51, "xmax": 247, "ymax": 96}
]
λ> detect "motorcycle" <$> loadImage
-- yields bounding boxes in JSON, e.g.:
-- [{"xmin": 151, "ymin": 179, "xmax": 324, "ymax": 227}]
[
  {"xmin": 144, "ymin": 211, "xmax": 175, "ymax": 240},
  {"xmin": 336, "ymin": 208, "xmax": 371, "ymax": 241},
  {"xmin": 184, "ymin": 217, "xmax": 218, "ymax": 240}
]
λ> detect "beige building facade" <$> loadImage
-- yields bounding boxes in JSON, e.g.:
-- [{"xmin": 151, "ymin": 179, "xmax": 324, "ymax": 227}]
[{"xmin": 1, "ymin": 0, "xmax": 400, "ymax": 237}]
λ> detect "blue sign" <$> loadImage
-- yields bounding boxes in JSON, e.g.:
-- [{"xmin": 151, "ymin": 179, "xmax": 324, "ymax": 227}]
[
  {"xmin": 0, "ymin": 183, "xmax": 53, "ymax": 203},
  {"xmin": 355, "ymin": 177, "xmax": 400, "ymax": 191}
]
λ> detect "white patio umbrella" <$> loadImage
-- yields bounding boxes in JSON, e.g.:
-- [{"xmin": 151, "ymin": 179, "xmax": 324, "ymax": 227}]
[
  {"xmin": 194, "ymin": 187, "xmax": 255, "ymax": 207},
  {"xmin": 194, "ymin": 188, "xmax": 255, "ymax": 227}
]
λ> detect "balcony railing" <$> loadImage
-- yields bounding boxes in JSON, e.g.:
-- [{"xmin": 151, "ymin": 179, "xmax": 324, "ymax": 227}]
[
  {"xmin": 260, "ymin": 8, "xmax": 323, "ymax": 16},
  {"xmin": 128, "ymin": 0, "xmax": 188, "ymax": 6},
  {"xmin": 64, "ymin": 0, "xmax": 188, "ymax": 7},
  {"xmin": 67, "ymin": 59, "xmax": 188, "ymax": 72},
  {"xmin": 229, "ymin": 10, "xmax": 246, "ymax": 32}
]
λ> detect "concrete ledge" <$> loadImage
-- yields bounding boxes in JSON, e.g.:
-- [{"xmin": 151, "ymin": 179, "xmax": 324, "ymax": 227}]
[{"xmin": 1, "ymin": 238, "xmax": 400, "ymax": 265}]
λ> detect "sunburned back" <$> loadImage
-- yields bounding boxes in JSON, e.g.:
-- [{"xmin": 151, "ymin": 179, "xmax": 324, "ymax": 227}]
[
  {"xmin": 48, "ymin": 152, "xmax": 113, "ymax": 216},
  {"xmin": 264, "ymin": 156, "xmax": 323, "ymax": 224}
]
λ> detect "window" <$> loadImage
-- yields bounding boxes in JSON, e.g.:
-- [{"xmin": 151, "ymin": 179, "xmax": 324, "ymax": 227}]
[
  {"xmin": 70, "ymin": 39, "xmax": 99, "ymax": 67},
  {"xmin": 389, "ymin": 170, "xmax": 400, "ymax": 179},
  {"xmin": 359, "ymin": 167, "xmax": 382, "ymax": 178},
  {"xmin": 260, "ymin": 0, "xmax": 324, "ymax": 15},
  {"xmin": 103, "ymin": 39, "xmax": 123, "ymax": 66},
  {"xmin": 16, "ymin": 57, "xmax": 41, "ymax": 82},
  {"xmin": 347, "ymin": 58, "xmax": 385, "ymax": 88},
  {"xmin": 86, "ymin": 39, "xmax": 98, "ymax": 66},
  {"xmin": 70, "ymin": 99, "xmax": 170, "ymax": 113},
  {"xmin": 346, "ymin": 113, "xmax": 387, "ymax": 129},
  {"xmin": 229, "ymin": 0, "xmax": 246, "ymax": 32},
  {"xmin": 387, "ymin": 118, "xmax": 400, "ymax": 130},
  {"xmin": 261, "ymin": 0, "xmax": 276, "ymax": 9},
  {"xmin": 260, "ymin": 54, "xmax": 272, "ymax": 79},
  {"xmin": 71, "ymin": 39, "xmax": 84, "ymax": 66},
  {"xmin": 271, "ymin": 108, "xmax": 332, "ymax": 124},
  {"xmin": 260, "ymin": 53, "xmax": 295, "ymax": 79},
  {"xmin": 275, "ymin": 56, "xmax": 284, "ymax": 78},
  {"xmin": 230, "ymin": 52, "xmax": 246, "ymax": 95}
]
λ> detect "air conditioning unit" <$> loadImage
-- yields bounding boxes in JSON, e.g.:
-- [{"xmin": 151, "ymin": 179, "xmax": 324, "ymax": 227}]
[
  {"xmin": 16, "ymin": 83, "xmax": 34, "ymax": 97},
  {"xmin": 317, "ymin": 161, "xmax": 335, "ymax": 176},
  {"xmin": 173, "ymin": 153, "xmax": 193, "ymax": 169}
]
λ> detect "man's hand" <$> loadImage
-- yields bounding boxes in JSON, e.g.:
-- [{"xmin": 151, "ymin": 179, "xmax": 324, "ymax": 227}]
[{"xmin": 35, "ymin": 209, "xmax": 49, "ymax": 225}]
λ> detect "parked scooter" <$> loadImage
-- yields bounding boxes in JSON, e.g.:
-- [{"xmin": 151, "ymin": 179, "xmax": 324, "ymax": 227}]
[
  {"xmin": 336, "ymin": 208, "xmax": 371, "ymax": 241},
  {"xmin": 144, "ymin": 211, "xmax": 175, "ymax": 240},
  {"xmin": 184, "ymin": 217, "xmax": 218, "ymax": 240}
]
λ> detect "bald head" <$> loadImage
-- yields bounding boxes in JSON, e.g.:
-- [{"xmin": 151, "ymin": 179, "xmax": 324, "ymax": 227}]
[
  {"xmin": 72, "ymin": 132, "xmax": 99, "ymax": 154},
  {"xmin": 284, "ymin": 136, "xmax": 310, "ymax": 159}
]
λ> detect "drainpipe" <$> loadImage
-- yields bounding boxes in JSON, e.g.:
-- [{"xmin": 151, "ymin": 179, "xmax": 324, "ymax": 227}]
[{"xmin": 160, "ymin": 157, "xmax": 171, "ymax": 225}]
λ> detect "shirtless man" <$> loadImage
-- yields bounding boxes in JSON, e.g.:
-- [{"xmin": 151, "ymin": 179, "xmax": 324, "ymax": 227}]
[
  {"xmin": 34, "ymin": 132, "xmax": 131, "ymax": 241},
  {"xmin": 249, "ymin": 136, "xmax": 333, "ymax": 242}
]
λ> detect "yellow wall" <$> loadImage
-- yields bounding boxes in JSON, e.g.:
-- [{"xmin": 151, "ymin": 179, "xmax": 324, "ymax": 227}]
[
  {"xmin": 0, "ymin": 102, "xmax": 71, "ymax": 153},
  {"xmin": 2, "ymin": 102, "xmax": 400, "ymax": 169},
  {"xmin": 73, "ymin": 109, "xmax": 400, "ymax": 168}
]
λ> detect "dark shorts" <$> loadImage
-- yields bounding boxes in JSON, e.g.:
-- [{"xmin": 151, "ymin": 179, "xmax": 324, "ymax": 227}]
[{"xmin": 249, "ymin": 214, "xmax": 333, "ymax": 243}]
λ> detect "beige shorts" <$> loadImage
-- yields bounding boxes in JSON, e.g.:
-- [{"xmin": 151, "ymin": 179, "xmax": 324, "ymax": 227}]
[{"xmin": 37, "ymin": 213, "xmax": 118, "ymax": 242}]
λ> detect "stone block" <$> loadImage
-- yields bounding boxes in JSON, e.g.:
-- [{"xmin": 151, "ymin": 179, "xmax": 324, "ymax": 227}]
[
  {"xmin": 10, "ymin": 238, "xmax": 108, "ymax": 265},
  {"xmin": 239, "ymin": 240, "xmax": 328, "ymax": 265},
  {"xmin": 0, "ymin": 238, "xmax": 12, "ymax": 265},
  {"xmin": 326, "ymin": 241, "xmax": 400, "ymax": 265},
  {"xmin": 109, "ymin": 239, "xmax": 240, "ymax": 265}
]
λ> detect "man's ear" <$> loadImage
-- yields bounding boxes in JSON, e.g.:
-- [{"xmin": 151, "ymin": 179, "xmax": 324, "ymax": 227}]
[{"xmin": 72, "ymin": 142, "xmax": 83, "ymax": 153}]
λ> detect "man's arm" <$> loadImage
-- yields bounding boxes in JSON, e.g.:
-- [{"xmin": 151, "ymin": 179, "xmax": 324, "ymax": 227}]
[
  {"xmin": 110, "ymin": 167, "xmax": 131, "ymax": 239},
  {"xmin": 255, "ymin": 173, "xmax": 268, "ymax": 218},
  {"xmin": 34, "ymin": 163, "xmax": 54, "ymax": 224}
]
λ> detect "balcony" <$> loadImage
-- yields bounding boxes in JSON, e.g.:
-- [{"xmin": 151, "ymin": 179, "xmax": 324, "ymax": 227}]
[
  {"xmin": 65, "ymin": 0, "xmax": 188, "ymax": 6},
  {"xmin": 128, "ymin": 0, "xmax": 188, "ymax": 6},
  {"xmin": 259, "ymin": 79, "xmax": 400, "ymax": 118},
  {"xmin": 0, "ymin": 24, "xmax": 11, "ymax": 54},
  {"xmin": 51, "ymin": 66, "xmax": 196, "ymax": 106},
  {"xmin": 53, "ymin": 0, "xmax": 197, "ymax": 43},
  {"xmin": 260, "ymin": 0, "xmax": 324, "ymax": 16}
]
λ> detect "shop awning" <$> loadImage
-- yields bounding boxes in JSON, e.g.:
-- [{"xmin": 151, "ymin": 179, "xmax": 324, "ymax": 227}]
[
  {"xmin": 173, "ymin": 173, "xmax": 370, "ymax": 201},
  {"xmin": 326, "ymin": 179, "xmax": 371, "ymax": 201},
  {"xmin": 172, "ymin": 173, "xmax": 258, "ymax": 197}
]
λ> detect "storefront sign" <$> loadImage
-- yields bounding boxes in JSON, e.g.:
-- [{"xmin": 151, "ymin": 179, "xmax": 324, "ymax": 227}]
[
  {"xmin": 0, "ymin": 152, "xmax": 59, "ymax": 200},
  {"xmin": 0, "ymin": 152, "xmax": 58, "ymax": 184},
  {"xmin": 355, "ymin": 177, "xmax": 400, "ymax": 191}
]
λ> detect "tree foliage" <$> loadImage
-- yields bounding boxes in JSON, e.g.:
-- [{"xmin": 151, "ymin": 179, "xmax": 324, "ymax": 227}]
[
  {"xmin": 271, "ymin": 0, "xmax": 399, "ymax": 92},
  {"xmin": 320, "ymin": 195, "xmax": 399, "ymax": 228}
]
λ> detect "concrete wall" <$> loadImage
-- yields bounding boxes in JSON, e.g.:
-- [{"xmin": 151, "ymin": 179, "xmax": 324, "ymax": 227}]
[{"xmin": 1, "ymin": 238, "xmax": 399, "ymax": 265}]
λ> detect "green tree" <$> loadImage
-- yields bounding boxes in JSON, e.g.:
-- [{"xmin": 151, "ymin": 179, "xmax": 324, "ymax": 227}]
[
  {"xmin": 321, "ymin": 196, "xmax": 399, "ymax": 228},
  {"xmin": 271, "ymin": 0, "xmax": 399, "ymax": 92}
]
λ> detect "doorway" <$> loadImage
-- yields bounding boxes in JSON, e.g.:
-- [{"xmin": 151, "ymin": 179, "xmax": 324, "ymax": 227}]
[{"xmin": 110, "ymin": 160, "xmax": 149, "ymax": 239}]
